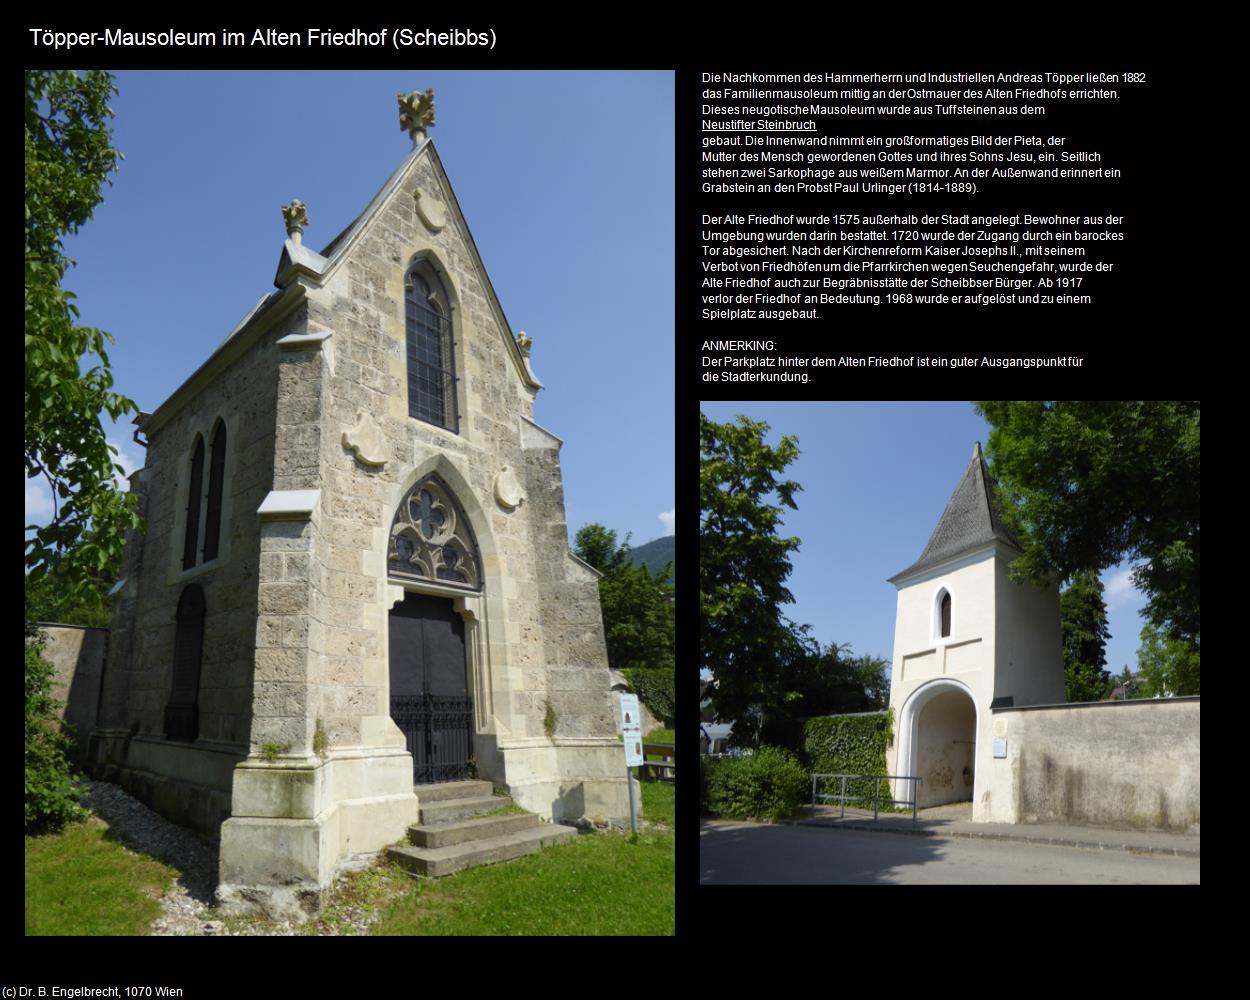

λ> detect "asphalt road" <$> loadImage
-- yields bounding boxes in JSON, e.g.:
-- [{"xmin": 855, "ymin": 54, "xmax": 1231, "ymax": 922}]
[{"xmin": 700, "ymin": 820, "xmax": 1200, "ymax": 885}]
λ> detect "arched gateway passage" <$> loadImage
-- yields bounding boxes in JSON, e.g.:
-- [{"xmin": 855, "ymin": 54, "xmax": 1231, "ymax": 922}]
[{"xmin": 897, "ymin": 678, "xmax": 978, "ymax": 809}]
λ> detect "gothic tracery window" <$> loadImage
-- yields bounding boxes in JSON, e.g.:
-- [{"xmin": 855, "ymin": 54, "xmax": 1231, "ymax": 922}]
[
  {"xmin": 387, "ymin": 475, "xmax": 480, "ymax": 590},
  {"xmin": 405, "ymin": 261, "xmax": 457, "ymax": 432},
  {"xmin": 181, "ymin": 436, "xmax": 205, "ymax": 570},
  {"xmin": 181, "ymin": 420, "xmax": 229, "ymax": 571},
  {"xmin": 202, "ymin": 421, "xmax": 227, "ymax": 562}
]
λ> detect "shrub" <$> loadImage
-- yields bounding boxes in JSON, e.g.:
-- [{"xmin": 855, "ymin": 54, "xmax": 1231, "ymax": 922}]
[
  {"xmin": 703, "ymin": 745, "xmax": 808, "ymax": 822},
  {"xmin": 25, "ymin": 638, "xmax": 87, "ymax": 835}
]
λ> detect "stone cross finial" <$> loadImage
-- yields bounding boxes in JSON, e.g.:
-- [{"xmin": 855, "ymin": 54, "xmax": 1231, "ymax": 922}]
[
  {"xmin": 515, "ymin": 331, "xmax": 533, "ymax": 358},
  {"xmin": 282, "ymin": 199, "xmax": 309, "ymax": 246},
  {"xmin": 398, "ymin": 89, "xmax": 436, "ymax": 145}
]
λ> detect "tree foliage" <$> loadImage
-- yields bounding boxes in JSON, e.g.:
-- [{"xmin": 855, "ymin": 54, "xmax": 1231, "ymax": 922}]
[
  {"xmin": 974, "ymin": 401, "xmax": 1200, "ymax": 654},
  {"xmin": 25, "ymin": 70, "xmax": 139, "ymax": 614},
  {"xmin": 777, "ymin": 636, "xmax": 890, "ymax": 718},
  {"xmin": 1060, "ymin": 570, "xmax": 1111, "ymax": 703},
  {"xmin": 1136, "ymin": 624, "xmax": 1200, "ymax": 698},
  {"xmin": 700, "ymin": 413, "xmax": 802, "ymax": 745},
  {"xmin": 574, "ymin": 523, "xmax": 674, "ymax": 673}
]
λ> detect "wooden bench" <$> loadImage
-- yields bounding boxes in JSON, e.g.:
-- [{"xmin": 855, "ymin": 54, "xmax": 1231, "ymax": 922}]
[{"xmin": 641, "ymin": 742, "xmax": 675, "ymax": 782}]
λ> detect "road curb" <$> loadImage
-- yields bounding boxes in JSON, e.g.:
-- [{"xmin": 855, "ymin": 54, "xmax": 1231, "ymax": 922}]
[{"xmin": 787, "ymin": 817, "xmax": 1200, "ymax": 859}]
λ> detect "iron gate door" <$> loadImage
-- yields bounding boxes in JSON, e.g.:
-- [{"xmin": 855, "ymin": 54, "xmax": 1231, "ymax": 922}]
[{"xmin": 388, "ymin": 592, "xmax": 473, "ymax": 783}]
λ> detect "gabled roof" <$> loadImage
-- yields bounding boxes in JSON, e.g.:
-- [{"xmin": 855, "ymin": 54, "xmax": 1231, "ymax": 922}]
[
  {"xmin": 888, "ymin": 442, "xmax": 1023, "ymax": 584},
  {"xmin": 143, "ymin": 133, "xmax": 543, "ymax": 434}
]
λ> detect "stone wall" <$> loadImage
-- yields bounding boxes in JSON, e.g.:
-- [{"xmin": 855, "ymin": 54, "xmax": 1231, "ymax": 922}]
[
  {"xmin": 36, "ymin": 624, "xmax": 107, "ymax": 764},
  {"xmin": 980, "ymin": 698, "xmax": 1200, "ymax": 831}
]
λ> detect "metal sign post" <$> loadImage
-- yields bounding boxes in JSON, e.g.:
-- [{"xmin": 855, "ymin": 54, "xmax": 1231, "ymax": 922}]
[{"xmin": 620, "ymin": 693, "xmax": 643, "ymax": 833}]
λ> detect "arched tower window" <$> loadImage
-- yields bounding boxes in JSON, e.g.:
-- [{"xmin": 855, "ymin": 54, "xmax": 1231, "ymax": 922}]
[
  {"xmin": 940, "ymin": 591, "xmax": 952, "ymax": 638},
  {"xmin": 164, "ymin": 584, "xmax": 206, "ymax": 741},
  {"xmin": 202, "ymin": 421, "xmax": 227, "ymax": 562},
  {"xmin": 181, "ymin": 436, "xmax": 205, "ymax": 571},
  {"xmin": 405, "ymin": 260, "xmax": 458, "ymax": 432},
  {"xmin": 387, "ymin": 475, "xmax": 481, "ymax": 590}
]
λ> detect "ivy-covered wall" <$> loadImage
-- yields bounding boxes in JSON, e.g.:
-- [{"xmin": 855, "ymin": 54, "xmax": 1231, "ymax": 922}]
[{"xmin": 804, "ymin": 710, "xmax": 894, "ymax": 803}]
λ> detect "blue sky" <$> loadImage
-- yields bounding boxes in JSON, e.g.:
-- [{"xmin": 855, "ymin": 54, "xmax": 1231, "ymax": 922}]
[
  {"xmin": 26, "ymin": 70, "xmax": 674, "ymax": 549},
  {"xmin": 700, "ymin": 401, "xmax": 1150, "ymax": 681}
]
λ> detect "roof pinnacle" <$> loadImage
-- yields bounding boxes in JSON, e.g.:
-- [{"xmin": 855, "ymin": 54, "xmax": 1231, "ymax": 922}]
[
  {"xmin": 398, "ymin": 89, "xmax": 436, "ymax": 146},
  {"xmin": 281, "ymin": 199, "xmax": 309, "ymax": 246}
]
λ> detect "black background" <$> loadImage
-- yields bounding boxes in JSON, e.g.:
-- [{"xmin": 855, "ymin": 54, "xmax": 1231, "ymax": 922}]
[{"xmin": 22, "ymin": 18, "xmax": 1203, "ymax": 968}]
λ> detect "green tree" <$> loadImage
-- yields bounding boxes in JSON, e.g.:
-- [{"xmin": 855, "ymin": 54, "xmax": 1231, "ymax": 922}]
[
  {"xmin": 777, "ymin": 639, "xmax": 890, "ymax": 718},
  {"xmin": 974, "ymin": 402, "xmax": 1199, "ymax": 654},
  {"xmin": 1136, "ymin": 623, "xmax": 1200, "ymax": 697},
  {"xmin": 1060, "ymin": 570, "xmax": 1112, "ymax": 702},
  {"xmin": 700, "ymin": 413, "xmax": 802, "ymax": 745},
  {"xmin": 26, "ymin": 70, "xmax": 139, "ymax": 615},
  {"xmin": 574, "ymin": 523, "xmax": 674, "ymax": 673}
]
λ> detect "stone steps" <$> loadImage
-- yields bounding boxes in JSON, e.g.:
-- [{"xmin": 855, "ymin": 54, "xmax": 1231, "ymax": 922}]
[
  {"xmin": 388, "ymin": 823, "xmax": 578, "ymax": 877},
  {"xmin": 410, "ymin": 811, "xmax": 540, "ymax": 848},
  {"xmin": 386, "ymin": 780, "xmax": 578, "ymax": 877},
  {"xmin": 419, "ymin": 793, "xmax": 511, "ymax": 825}
]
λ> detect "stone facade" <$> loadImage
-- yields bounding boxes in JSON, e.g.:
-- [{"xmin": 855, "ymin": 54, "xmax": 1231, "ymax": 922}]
[{"xmin": 91, "ymin": 128, "xmax": 629, "ymax": 917}]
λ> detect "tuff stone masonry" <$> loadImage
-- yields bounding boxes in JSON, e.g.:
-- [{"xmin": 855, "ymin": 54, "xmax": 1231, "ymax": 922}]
[{"xmin": 91, "ymin": 101, "xmax": 630, "ymax": 917}]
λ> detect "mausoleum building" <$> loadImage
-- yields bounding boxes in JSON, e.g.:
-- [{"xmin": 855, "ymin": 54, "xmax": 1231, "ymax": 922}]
[{"xmin": 90, "ymin": 92, "xmax": 630, "ymax": 913}]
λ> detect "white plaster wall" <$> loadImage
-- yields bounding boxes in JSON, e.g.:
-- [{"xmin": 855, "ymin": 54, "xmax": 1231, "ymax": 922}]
[
  {"xmin": 887, "ymin": 549, "xmax": 996, "ymax": 757},
  {"xmin": 993, "ymin": 556, "xmax": 1064, "ymax": 707}
]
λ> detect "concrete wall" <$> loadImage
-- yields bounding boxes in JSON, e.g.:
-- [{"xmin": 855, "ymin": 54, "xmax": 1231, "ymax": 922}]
[
  {"xmin": 980, "ymin": 698, "xmax": 1200, "ymax": 832},
  {"xmin": 37, "ymin": 624, "xmax": 107, "ymax": 764}
]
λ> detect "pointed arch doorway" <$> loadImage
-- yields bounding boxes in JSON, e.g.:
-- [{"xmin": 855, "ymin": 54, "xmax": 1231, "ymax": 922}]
[
  {"xmin": 388, "ymin": 592, "xmax": 474, "ymax": 783},
  {"xmin": 385, "ymin": 473, "xmax": 483, "ymax": 784}
]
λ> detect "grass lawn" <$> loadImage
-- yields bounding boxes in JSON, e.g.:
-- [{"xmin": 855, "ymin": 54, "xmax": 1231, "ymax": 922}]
[
  {"xmin": 25, "ymin": 818, "xmax": 178, "ymax": 935},
  {"xmin": 309, "ymin": 827, "xmax": 674, "ymax": 936},
  {"xmin": 640, "ymin": 779, "xmax": 675, "ymax": 826}
]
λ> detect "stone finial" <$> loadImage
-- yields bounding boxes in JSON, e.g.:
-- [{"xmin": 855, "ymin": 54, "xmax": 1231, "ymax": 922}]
[
  {"xmin": 398, "ymin": 89, "xmax": 436, "ymax": 145},
  {"xmin": 515, "ymin": 331, "xmax": 533, "ymax": 358},
  {"xmin": 282, "ymin": 199, "xmax": 309, "ymax": 246},
  {"xmin": 973, "ymin": 441, "xmax": 982, "ymax": 459}
]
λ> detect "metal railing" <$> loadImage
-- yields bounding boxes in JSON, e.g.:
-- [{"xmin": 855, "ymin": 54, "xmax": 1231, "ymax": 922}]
[{"xmin": 810, "ymin": 773, "xmax": 923, "ymax": 826}]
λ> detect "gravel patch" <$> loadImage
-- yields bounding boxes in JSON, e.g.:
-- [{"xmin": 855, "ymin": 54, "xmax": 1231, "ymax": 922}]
[{"xmin": 81, "ymin": 780, "xmax": 380, "ymax": 936}]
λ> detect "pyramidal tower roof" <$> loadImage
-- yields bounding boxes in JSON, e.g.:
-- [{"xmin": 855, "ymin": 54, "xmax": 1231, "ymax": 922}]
[{"xmin": 888, "ymin": 442, "xmax": 1023, "ymax": 584}]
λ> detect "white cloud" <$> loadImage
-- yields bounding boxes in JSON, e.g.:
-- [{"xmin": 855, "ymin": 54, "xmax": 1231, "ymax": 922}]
[
  {"xmin": 1102, "ymin": 563, "xmax": 1142, "ymax": 609},
  {"xmin": 658, "ymin": 508, "xmax": 675, "ymax": 535},
  {"xmin": 25, "ymin": 473, "xmax": 54, "ymax": 525},
  {"xmin": 107, "ymin": 436, "xmax": 146, "ymax": 489}
]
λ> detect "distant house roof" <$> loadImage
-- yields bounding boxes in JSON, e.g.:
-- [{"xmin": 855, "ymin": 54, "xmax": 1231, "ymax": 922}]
[{"xmin": 889, "ymin": 442, "xmax": 1023, "ymax": 584}]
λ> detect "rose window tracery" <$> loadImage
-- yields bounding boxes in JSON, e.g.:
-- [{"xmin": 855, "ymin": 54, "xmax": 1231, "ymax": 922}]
[{"xmin": 387, "ymin": 476, "xmax": 480, "ymax": 590}]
